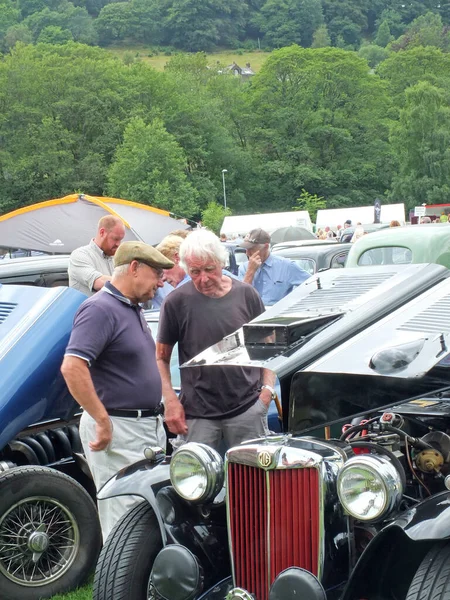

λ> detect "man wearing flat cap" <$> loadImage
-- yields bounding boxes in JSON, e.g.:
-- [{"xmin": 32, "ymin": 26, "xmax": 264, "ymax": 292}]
[
  {"xmin": 61, "ymin": 241, "xmax": 174, "ymax": 540},
  {"xmin": 238, "ymin": 228, "xmax": 310, "ymax": 306}
]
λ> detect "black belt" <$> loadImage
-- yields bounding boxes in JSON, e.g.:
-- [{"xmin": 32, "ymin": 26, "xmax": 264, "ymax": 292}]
[{"xmin": 107, "ymin": 405, "xmax": 163, "ymax": 418}]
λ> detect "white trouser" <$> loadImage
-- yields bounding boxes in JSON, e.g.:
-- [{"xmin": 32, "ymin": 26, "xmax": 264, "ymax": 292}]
[{"xmin": 80, "ymin": 411, "xmax": 166, "ymax": 541}]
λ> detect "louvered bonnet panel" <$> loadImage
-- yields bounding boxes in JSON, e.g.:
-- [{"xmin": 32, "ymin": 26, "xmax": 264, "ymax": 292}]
[
  {"xmin": 277, "ymin": 272, "xmax": 395, "ymax": 314},
  {"xmin": 398, "ymin": 292, "xmax": 450, "ymax": 334},
  {"xmin": 0, "ymin": 302, "xmax": 16, "ymax": 325}
]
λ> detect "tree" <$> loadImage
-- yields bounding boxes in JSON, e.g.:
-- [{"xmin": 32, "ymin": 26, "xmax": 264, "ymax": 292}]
[
  {"xmin": 0, "ymin": 116, "xmax": 76, "ymax": 206},
  {"xmin": 128, "ymin": 0, "xmax": 163, "ymax": 45},
  {"xmin": 374, "ymin": 20, "xmax": 393, "ymax": 46},
  {"xmin": 256, "ymin": 0, "xmax": 324, "ymax": 48},
  {"xmin": 24, "ymin": 8, "xmax": 66, "ymax": 41},
  {"xmin": 390, "ymin": 12, "xmax": 445, "ymax": 51},
  {"xmin": 64, "ymin": 5, "xmax": 97, "ymax": 45},
  {"xmin": 311, "ymin": 24, "xmax": 331, "ymax": 48},
  {"xmin": 164, "ymin": 52, "xmax": 210, "ymax": 79},
  {"xmin": 107, "ymin": 118, "xmax": 199, "ymax": 218},
  {"xmin": 248, "ymin": 46, "xmax": 393, "ymax": 209},
  {"xmin": 322, "ymin": 0, "xmax": 368, "ymax": 46},
  {"xmin": 159, "ymin": 0, "xmax": 247, "ymax": 51},
  {"xmin": 0, "ymin": 0, "xmax": 20, "ymax": 49},
  {"xmin": 377, "ymin": 46, "xmax": 450, "ymax": 103},
  {"xmin": 3, "ymin": 23, "xmax": 33, "ymax": 50},
  {"xmin": 94, "ymin": 3, "xmax": 134, "ymax": 45},
  {"xmin": 18, "ymin": 0, "xmax": 62, "ymax": 19},
  {"xmin": 389, "ymin": 81, "xmax": 450, "ymax": 209},
  {"xmin": 375, "ymin": 9, "xmax": 405, "ymax": 38},
  {"xmin": 292, "ymin": 189, "xmax": 326, "ymax": 222},
  {"xmin": 0, "ymin": 43, "xmax": 146, "ymax": 205},
  {"xmin": 201, "ymin": 201, "xmax": 231, "ymax": 234},
  {"xmin": 37, "ymin": 24, "xmax": 73, "ymax": 43},
  {"xmin": 358, "ymin": 43, "xmax": 389, "ymax": 68}
]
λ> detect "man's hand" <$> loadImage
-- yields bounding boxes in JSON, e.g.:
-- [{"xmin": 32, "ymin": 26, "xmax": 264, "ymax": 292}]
[
  {"xmin": 164, "ymin": 391, "xmax": 188, "ymax": 435},
  {"xmin": 247, "ymin": 249, "xmax": 262, "ymax": 274},
  {"xmin": 89, "ymin": 418, "xmax": 113, "ymax": 452},
  {"xmin": 243, "ymin": 249, "xmax": 262, "ymax": 285}
]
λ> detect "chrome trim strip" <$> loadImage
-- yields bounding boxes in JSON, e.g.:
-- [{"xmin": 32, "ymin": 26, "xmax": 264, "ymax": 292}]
[
  {"xmin": 225, "ymin": 460, "xmax": 236, "ymax": 587},
  {"xmin": 266, "ymin": 469, "xmax": 271, "ymax": 590}
]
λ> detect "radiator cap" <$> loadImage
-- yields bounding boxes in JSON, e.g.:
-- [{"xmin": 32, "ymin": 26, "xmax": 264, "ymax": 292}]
[
  {"xmin": 226, "ymin": 589, "xmax": 254, "ymax": 600},
  {"xmin": 269, "ymin": 567, "xmax": 326, "ymax": 600}
]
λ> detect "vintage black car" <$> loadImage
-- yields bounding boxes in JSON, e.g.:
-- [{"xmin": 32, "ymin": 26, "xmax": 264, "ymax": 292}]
[
  {"xmin": 271, "ymin": 240, "xmax": 351, "ymax": 275},
  {"xmin": 93, "ymin": 263, "xmax": 450, "ymax": 600}
]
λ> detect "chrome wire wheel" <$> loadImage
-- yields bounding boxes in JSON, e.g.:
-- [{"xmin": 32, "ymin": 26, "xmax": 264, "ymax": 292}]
[
  {"xmin": 147, "ymin": 578, "xmax": 158, "ymax": 600},
  {"xmin": 0, "ymin": 495, "xmax": 79, "ymax": 586}
]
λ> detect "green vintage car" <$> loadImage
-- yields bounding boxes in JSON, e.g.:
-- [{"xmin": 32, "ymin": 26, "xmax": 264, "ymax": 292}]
[{"xmin": 346, "ymin": 223, "xmax": 450, "ymax": 268}]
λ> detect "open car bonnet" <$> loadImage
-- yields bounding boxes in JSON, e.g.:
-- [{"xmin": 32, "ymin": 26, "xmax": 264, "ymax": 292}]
[{"xmin": 182, "ymin": 264, "xmax": 450, "ymax": 379}]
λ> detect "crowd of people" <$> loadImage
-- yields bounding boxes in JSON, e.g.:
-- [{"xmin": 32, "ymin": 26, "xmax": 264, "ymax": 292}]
[
  {"xmin": 59, "ymin": 208, "xmax": 449, "ymax": 541},
  {"xmin": 62, "ymin": 219, "xmax": 309, "ymax": 540}
]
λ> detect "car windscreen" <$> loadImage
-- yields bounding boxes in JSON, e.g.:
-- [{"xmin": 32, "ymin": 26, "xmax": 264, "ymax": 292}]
[
  {"xmin": 330, "ymin": 252, "xmax": 348, "ymax": 268},
  {"xmin": 234, "ymin": 250, "xmax": 248, "ymax": 265},
  {"xmin": 358, "ymin": 246, "xmax": 412, "ymax": 266},
  {"xmin": 292, "ymin": 258, "xmax": 315, "ymax": 275}
]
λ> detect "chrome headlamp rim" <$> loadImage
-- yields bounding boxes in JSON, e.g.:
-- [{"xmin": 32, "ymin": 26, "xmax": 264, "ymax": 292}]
[
  {"xmin": 170, "ymin": 442, "xmax": 224, "ymax": 504},
  {"xmin": 337, "ymin": 454, "xmax": 403, "ymax": 522}
]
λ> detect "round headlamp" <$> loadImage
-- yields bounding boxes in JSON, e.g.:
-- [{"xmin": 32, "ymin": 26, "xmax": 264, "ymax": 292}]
[
  {"xmin": 170, "ymin": 443, "xmax": 224, "ymax": 504},
  {"xmin": 337, "ymin": 454, "xmax": 403, "ymax": 521}
]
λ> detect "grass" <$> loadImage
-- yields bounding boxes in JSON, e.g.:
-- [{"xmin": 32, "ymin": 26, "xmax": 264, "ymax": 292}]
[
  {"xmin": 51, "ymin": 581, "xmax": 92, "ymax": 599},
  {"xmin": 106, "ymin": 45, "xmax": 271, "ymax": 72}
]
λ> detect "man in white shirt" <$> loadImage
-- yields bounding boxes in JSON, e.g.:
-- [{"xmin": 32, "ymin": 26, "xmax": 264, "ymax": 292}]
[{"xmin": 68, "ymin": 215, "xmax": 126, "ymax": 296}]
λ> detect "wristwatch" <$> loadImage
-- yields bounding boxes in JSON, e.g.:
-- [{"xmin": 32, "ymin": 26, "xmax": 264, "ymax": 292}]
[{"xmin": 261, "ymin": 384, "xmax": 276, "ymax": 400}]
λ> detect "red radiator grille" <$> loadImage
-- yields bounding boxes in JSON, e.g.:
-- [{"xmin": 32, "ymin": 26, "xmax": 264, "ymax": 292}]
[{"xmin": 228, "ymin": 463, "xmax": 320, "ymax": 600}]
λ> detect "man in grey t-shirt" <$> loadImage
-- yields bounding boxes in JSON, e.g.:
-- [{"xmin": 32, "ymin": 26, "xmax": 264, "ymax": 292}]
[
  {"xmin": 68, "ymin": 215, "xmax": 126, "ymax": 296},
  {"xmin": 157, "ymin": 229, "xmax": 276, "ymax": 453}
]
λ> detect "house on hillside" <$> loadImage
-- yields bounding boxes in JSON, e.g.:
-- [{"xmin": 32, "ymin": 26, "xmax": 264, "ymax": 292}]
[{"xmin": 225, "ymin": 62, "xmax": 255, "ymax": 80}]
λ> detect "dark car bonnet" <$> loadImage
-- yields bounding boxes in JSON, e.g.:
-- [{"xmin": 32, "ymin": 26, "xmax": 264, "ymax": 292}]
[{"xmin": 183, "ymin": 264, "xmax": 449, "ymax": 379}]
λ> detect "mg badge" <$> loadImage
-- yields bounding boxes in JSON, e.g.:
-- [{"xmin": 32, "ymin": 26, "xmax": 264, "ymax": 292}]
[{"xmin": 258, "ymin": 450, "xmax": 272, "ymax": 468}]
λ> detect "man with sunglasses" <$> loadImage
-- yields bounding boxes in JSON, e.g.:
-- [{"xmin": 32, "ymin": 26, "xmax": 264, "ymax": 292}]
[{"xmin": 61, "ymin": 241, "xmax": 173, "ymax": 541}]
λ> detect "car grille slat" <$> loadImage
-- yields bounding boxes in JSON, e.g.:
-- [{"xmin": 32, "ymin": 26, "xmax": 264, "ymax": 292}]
[
  {"xmin": 277, "ymin": 272, "xmax": 395, "ymax": 314},
  {"xmin": 0, "ymin": 302, "xmax": 16, "ymax": 324},
  {"xmin": 398, "ymin": 294, "xmax": 450, "ymax": 333},
  {"xmin": 228, "ymin": 464, "xmax": 319, "ymax": 600}
]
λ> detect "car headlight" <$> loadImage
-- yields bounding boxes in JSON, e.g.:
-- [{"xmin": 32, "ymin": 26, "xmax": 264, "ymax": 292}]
[
  {"xmin": 337, "ymin": 454, "xmax": 403, "ymax": 521},
  {"xmin": 170, "ymin": 443, "xmax": 224, "ymax": 503}
]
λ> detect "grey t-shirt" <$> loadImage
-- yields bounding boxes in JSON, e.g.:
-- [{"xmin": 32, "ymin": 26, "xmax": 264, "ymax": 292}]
[
  {"xmin": 65, "ymin": 283, "xmax": 162, "ymax": 410},
  {"xmin": 158, "ymin": 279, "xmax": 265, "ymax": 419},
  {"xmin": 68, "ymin": 239, "xmax": 114, "ymax": 296}
]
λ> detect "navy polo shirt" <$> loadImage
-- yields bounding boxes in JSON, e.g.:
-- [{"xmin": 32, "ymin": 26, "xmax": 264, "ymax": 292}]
[{"xmin": 65, "ymin": 282, "xmax": 161, "ymax": 410}]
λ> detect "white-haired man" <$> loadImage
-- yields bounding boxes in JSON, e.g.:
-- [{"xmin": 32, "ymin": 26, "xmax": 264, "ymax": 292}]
[{"xmin": 157, "ymin": 229, "xmax": 276, "ymax": 452}]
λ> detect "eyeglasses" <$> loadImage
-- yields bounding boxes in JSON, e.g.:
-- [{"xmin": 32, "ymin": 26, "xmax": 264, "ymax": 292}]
[{"xmin": 136, "ymin": 261, "xmax": 164, "ymax": 279}]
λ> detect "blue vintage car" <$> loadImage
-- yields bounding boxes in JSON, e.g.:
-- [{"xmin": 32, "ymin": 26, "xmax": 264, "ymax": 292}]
[{"xmin": 0, "ymin": 283, "xmax": 102, "ymax": 600}]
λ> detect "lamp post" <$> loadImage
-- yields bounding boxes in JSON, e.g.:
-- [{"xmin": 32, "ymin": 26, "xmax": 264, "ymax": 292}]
[{"xmin": 221, "ymin": 169, "xmax": 228, "ymax": 210}]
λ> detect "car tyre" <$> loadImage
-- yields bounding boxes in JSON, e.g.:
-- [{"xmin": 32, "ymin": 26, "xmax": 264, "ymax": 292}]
[
  {"xmin": 0, "ymin": 465, "xmax": 101, "ymax": 600},
  {"xmin": 406, "ymin": 542, "xmax": 450, "ymax": 600},
  {"xmin": 93, "ymin": 502, "xmax": 162, "ymax": 600}
]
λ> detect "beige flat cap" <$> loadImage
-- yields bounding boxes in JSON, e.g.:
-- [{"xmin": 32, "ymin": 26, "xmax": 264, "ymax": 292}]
[{"xmin": 114, "ymin": 241, "xmax": 174, "ymax": 269}]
